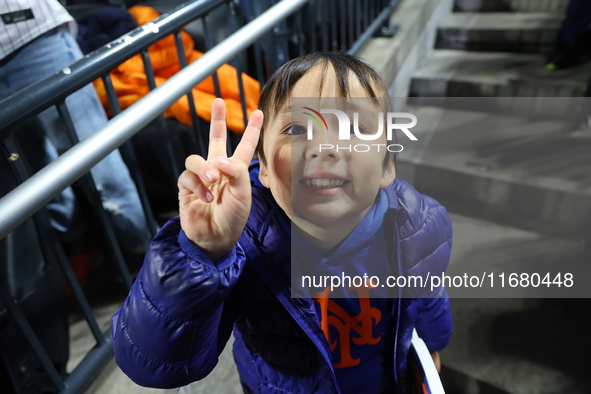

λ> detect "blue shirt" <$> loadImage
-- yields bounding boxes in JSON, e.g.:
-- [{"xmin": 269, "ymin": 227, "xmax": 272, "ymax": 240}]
[{"xmin": 293, "ymin": 190, "xmax": 395, "ymax": 394}]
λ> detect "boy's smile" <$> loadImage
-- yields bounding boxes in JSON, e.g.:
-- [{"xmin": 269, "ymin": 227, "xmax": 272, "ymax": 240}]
[
  {"xmin": 258, "ymin": 65, "xmax": 396, "ymax": 248},
  {"xmin": 299, "ymin": 172, "xmax": 348, "ymax": 194}
]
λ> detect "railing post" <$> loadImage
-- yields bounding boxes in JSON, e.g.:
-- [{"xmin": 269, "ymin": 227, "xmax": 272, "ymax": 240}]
[
  {"xmin": 174, "ymin": 31, "xmax": 206, "ymax": 156},
  {"xmin": 102, "ymin": 74, "xmax": 160, "ymax": 237},
  {"xmin": 55, "ymin": 101, "xmax": 132, "ymax": 291},
  {"xmin": 141, "ymin": 51, "xmax": 181, "ymax": 181}
]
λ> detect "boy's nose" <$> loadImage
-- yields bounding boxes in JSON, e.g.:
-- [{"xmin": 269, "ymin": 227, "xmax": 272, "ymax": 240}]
[
  {"xmin": 306, "ymin": 147, "xmax": 339, "ymax": 160},
  {"xmin": 305, "ymin": 134, "xmax": 342, "ymax": 161}
]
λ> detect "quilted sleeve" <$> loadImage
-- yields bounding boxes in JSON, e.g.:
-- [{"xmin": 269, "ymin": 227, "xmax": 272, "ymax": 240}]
[
  {"xmin": 412, "ymin": 197, "xmax": 453, "ymax": 351},
  {"xmin": 395, "ymin": 179, "xmax": 454, "ymax": 351},
  {"xmin": 414, "ymin": 288, "xmax": 453, "ymax": 351},
  {"xmin": 111, "ymin": 217, "xmax": 245, "ymax": 388}
]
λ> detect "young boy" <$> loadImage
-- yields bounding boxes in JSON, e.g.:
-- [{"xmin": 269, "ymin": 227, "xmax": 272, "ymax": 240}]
[{"xmin": 112, "ymin": 52, "xmax": 453, "ymax": 394}]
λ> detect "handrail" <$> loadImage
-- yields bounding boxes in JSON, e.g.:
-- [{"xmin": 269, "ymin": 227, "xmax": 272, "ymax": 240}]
[
  {"xmin": 0, "ymin": 0, "xmax": 226, "ymax": 138},
  {"xmin": 0, "ymin": 0, "xmax": 309, "ymax": 241},
  {"xmin": 346, "ymin": 0, "xmax": 400, "ymax": 55}
]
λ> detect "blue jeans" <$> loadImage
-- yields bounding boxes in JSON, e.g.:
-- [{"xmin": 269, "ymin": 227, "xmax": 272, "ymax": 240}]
[
  {"xmin": 557, "ymin": 0, "xmax": 591, "ymax": 46},
  {"xmin": 0, "ymin": 26, "xmax": 151, "ymax": 253}
]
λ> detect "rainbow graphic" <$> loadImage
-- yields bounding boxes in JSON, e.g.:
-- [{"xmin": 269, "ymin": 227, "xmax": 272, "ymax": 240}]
[{"xmin": 302, "ymin": 107, "xmax": 328, "ymax": 130}]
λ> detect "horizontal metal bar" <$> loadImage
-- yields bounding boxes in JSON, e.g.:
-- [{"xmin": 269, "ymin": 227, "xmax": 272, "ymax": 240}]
[
  {"xmin": 0, "ymin": 0, "xmax": 227, "ymax": 138},
  {"xmin": 347, "ymin": 0, "xmax": 399, "ymax": 55},
  {"xmin": 60, "ymin": 329, "xmax": 113, "ymax": 394},
  {"xmin": 0, "ymin": 0, "xmax": 309, "ymax": 241}
]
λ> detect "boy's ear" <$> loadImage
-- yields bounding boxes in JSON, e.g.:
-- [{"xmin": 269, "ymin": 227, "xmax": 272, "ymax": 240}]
[
  {"xmin": 257, "ymin": 153, "xmax": 270, "ymax": 188},
  {"xmin": 379, "ymin": 160, "xmax": 396, "ymax": 188}
]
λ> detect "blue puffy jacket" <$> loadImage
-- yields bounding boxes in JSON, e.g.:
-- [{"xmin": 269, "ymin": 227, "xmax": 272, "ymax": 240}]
[{"xmin": 112, "ymin": 164, "xmax": 453, "ymax": 393}]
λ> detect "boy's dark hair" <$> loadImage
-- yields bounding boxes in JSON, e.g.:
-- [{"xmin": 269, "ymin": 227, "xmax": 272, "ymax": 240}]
[{"xmin": 257, "ymin": 52, "xmax": 395, "ymax": 168}]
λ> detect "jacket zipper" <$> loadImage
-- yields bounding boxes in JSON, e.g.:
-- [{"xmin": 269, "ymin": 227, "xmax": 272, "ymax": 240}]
[{"xmin": 241, "ymin": 233, "xmax": 342, "ymax": 394}]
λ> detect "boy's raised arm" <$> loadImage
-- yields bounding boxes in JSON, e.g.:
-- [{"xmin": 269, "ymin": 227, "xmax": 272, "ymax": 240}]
[{"xmin": 111, "ymin": 99, "xmax": 262, "ymax": 388}]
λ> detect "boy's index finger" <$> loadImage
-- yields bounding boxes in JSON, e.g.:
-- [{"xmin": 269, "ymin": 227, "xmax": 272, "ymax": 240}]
[
  {"xmin": 207, "ymin": 98, "xmax": 228, "ymax": 160},
  {"xmin": 232, "ymin": 110, "xmax": 263, "ymax": 165}
]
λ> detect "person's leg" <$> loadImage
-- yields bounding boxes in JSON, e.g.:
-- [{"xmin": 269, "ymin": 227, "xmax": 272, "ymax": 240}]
[
  {"xmin": 59, "ymin": 30, "xmax": 152, "ymax": 253},
  {"xmin": 0, "ymin": 29, "xmax": 88, "ymax": 243},
  {"xmin": 10, "ymin": 118, "xmax": 90, "ymax": 242},
  {"xmin": 13, "ymin": 27, "xmax": 152, "ymax": 253},
  {"xmin": 547, "ymin": 0, "xmax": 591, "ymax": 69},
  {"xmin": 557, "ymin": 0, "xmax": 591, "ymax": 47}
]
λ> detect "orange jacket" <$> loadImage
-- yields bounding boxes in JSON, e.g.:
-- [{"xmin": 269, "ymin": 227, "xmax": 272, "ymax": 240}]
[{"xmin": 93, "ymin": 5, "xmax": 260, "ymax": 133}]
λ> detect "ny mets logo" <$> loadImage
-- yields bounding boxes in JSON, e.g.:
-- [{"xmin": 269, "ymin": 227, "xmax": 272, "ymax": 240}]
[{"xmin": 312, "ymin": 283, "xmax": 382, "ymax": 369}]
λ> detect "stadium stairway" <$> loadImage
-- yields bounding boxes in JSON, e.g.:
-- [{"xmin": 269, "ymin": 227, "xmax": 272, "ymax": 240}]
[{"xmin": 394, "ymin": 0, "xmax": 591, "ymax": 393}]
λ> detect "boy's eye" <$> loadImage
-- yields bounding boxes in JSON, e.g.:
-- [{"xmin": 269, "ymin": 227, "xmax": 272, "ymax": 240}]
[
  {"xmin": 282, "ymin": 123, "xmax": 307, "ymax": 135},
  {"xmin": 350, "ymin": 123, "xmax": 369, "ymax": 135}
]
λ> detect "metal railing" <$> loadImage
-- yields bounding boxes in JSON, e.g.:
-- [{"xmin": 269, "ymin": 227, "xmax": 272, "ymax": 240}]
[{"xmin": 0, "ymin": 0, "xmax": 399, "ymax": 392}]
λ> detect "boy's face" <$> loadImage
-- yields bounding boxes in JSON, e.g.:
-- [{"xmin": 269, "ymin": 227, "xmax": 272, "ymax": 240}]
[{"xmin": 258, "ymin": 65, "xmax": 396, "ymax": 236}]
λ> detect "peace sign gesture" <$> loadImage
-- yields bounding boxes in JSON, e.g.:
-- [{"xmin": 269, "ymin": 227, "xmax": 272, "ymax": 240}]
[{"xmin": 178, "ymin": 98, "xmax": 263, "ymax": 261}]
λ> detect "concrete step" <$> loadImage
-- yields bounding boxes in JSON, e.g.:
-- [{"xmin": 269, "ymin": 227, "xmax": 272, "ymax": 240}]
[
  {"xmin": 359, "ymin": 0, "xmax": 454, "ymax": 90},
  {"xmin": 435, "ymin": 12, "xmax": 562, "ymax": 53},
  {"xmin": 441, "ymin": 292, "xmax": 591, "ymax": 393},
  {"xmin": 396, "ymin": 104, "xmax": 591, "ymax": 240},
  {"xmin": 409, "ymin": 50, "xmax": 591, "ymax": 102},
  {"xmin": 453, "ymin": 0, "xmax": 568, "ymax": 13},
  {"xmin": 441, "ymin": 212, "xmax": 591, "ymax": 393},
  {"xmin": 444, "ymin": 212, "xmax": 589, "ymax": 299}
]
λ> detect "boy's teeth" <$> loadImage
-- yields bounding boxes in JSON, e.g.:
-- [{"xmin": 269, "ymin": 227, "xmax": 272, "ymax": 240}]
[{"xmin": 304, "ymin": 179, "xmax": 345, "ymax": 188}]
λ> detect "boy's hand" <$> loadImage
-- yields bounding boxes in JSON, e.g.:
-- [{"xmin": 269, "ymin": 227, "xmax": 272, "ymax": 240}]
[
  {"xmin": 431, "ymin": 351, "xmax": 441, "ymax": 373},
  {"xmin": 178, "ymin": 98, "xmax": 263, "ymax": 261}
]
